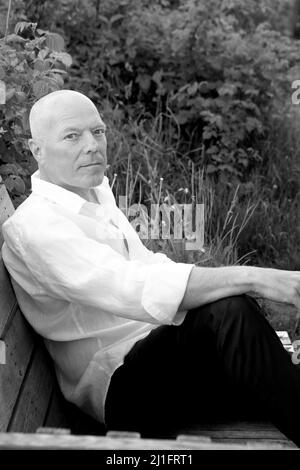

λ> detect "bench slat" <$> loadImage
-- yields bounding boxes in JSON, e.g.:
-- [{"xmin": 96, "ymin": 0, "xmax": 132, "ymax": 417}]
[
  {"xmin": 0, "ymin": 182, "xmax": 14, "ymax": 239},
  {"xmin": 0, "ymin": 182, "xmax": 17, "ymax": 338},
  {"xmin": 176, "ymin": 421, "xmax": 296, "ymax": 447},
  {"xmin": 0, "ymin": 309, "xmax": 34, "ymax": 431},
  {"xmin": 44, "ymin": 387, "xmax": 71, "ymax": 429},
  {"xmin": 8, "ymin": 342, "xmax": 54, "ymax": 432},
  {"xmin": 0, "ymin": 432, "xmax": 290, "ymax": 450},
  {"xmin": 0, "ymin": 255, "xmax": 18, "ymax": 338}
]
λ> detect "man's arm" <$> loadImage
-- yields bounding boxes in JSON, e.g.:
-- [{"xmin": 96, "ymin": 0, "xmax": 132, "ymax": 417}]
[
  {"xmin": 2, "ymin": 210, "xmax": 193, "ymax": 326},
  {"xmin": 179, "ymin": 265, "xmax": 300, "ymax": 315}
]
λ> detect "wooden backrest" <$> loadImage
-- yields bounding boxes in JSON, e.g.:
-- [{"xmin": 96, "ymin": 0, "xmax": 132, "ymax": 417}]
[
  {"xmin": 0, "ymin": 181, "xmax": 69, "ymax": 432},
  {"xmin": 0, "ymin": 180, "xmax": 105, "ymax": 435}
]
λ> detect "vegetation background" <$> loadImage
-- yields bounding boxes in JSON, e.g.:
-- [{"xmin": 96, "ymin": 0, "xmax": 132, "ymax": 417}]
[{"xmin": 0, "ymin": 0, "xmax": 299, "ymax": 336}]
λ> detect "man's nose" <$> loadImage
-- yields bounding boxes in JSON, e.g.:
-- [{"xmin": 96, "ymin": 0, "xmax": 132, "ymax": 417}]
[{"xmin": 82, "ymin": 131, "xmax": 98, "ymax": 153}]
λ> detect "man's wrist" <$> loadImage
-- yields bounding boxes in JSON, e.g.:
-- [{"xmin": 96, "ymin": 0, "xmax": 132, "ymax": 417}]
[{"xmin": 241, "ymin": 266, "xmax": 261, "ymax": 296}]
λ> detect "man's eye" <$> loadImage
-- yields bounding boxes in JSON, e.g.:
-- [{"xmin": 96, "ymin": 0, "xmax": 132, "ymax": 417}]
[
  {"xmin": 93, "ymin": 128, "xmax": 106, "ymax": 136},
  {"xmin": 65, "ymin": 133, "xmax": 79, "ymax": 140}
]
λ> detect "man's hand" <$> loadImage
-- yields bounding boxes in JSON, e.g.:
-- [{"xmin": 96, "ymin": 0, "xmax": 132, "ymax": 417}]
[{"xmin": 252, "ymin": 267, "xmax": 300, "ymax": 318}]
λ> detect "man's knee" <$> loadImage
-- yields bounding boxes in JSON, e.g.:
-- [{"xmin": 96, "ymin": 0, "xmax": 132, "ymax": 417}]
[
  {"xmin": 185, "ymin": 294, "xmax": 265, "ymax": 340},
  {"xmin": 207, "ymin": 294, "xmax": 262, "ymax": 326}
]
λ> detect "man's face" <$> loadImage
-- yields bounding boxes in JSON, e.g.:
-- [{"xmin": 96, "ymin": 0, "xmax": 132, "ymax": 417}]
[{"xmin": 36, "ymin": 99, "xmax": 107, "ymax": 190}]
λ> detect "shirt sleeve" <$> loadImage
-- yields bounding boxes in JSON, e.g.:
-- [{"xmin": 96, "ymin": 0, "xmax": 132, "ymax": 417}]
[{"xmin": 2, "ymin": 210, "xmax": 194, "ymax": 326}]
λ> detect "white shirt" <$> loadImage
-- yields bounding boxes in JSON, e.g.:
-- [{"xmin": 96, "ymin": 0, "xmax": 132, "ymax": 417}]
[{"xmin": 1, "ymin": 171, "xmax": 194, "ymax": 423}]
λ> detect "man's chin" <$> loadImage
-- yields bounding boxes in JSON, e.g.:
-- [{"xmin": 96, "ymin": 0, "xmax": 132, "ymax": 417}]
[{"xmin": 90, "ymin": 172, "xmax": 106, "ymax": 188}]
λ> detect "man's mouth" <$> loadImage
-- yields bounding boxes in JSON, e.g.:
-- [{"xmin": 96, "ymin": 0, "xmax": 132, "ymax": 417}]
[{"xmin": 81, "ymin": 162, "xmax": 104, "ymax": 167}]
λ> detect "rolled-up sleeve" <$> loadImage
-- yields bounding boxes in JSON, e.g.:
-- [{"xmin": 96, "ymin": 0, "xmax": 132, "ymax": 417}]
[{"xmin": 2, "ymin": 211, "xmax": 194, "ymax": 326}]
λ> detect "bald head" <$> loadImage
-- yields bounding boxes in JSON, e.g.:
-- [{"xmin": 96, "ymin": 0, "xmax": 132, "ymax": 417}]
[
  {"xmin": 29, "ymin": 90, "xmax": 99, "ymax": 141},
  {"xmin": 27, "ymin": 89, "xmax": 107, "ymax": 192}
]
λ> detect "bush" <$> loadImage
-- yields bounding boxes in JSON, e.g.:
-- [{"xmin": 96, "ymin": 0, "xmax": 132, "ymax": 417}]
[
  {"xmin": 26, "ymin": 0, "xmax": 298, "ymax": 186},
  {"xmin": 1, "ymin": 0, "xmax": 299, "ymax": 270},
  {"xmin": 0, "ymin": 6, "xmax": 72, "ymax": 205}
]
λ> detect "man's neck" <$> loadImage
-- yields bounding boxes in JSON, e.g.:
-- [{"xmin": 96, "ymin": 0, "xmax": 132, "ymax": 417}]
[
  {"xmin": 38, "ymin": 171, "xmax": 99, "ymax": 203},
  {"xmin": 75, "ymin": 187, "xmax": 99, "ymax": 203}
]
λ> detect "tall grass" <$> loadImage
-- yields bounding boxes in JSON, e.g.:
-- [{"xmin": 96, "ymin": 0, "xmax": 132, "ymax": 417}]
[
  {"xmin": 103, "ymin": 101, "xmax": 260, "ymax": 267},
  {"xmin": 101, "ymin": 97, "xmax": 300, "ymax": 271},
  {"xmin": 237, "ymin": 106, "xmax": 300, "ymax": 270}
]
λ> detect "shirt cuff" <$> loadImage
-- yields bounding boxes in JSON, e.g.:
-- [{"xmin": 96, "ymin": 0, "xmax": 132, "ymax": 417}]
[{"xmin": 141, "ymin": 262, "xmax": 195, "ymax": 325}]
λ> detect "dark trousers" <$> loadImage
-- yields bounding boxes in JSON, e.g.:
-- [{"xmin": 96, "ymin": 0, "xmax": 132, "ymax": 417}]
[{"xmin": 105, "ymin": 295, "xmax": 300, "ymax": 446}]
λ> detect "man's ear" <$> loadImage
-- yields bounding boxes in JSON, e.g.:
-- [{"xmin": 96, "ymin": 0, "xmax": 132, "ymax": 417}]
[{"xmin": 28, "ymin": 138, "xmax": 42, "ymax": 163}]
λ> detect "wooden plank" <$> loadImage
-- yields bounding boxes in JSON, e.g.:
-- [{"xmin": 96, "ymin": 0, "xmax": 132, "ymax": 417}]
[
  {"xmin": 0, "ymin": 182, "xmax": 15, "ymax": 241},
  {"xmin": 8, "ymin": 341, "xmax": 54, "ymax": 432},
  {"xmin": 0, "ymin": 258, "xmax": 18, "ymax": 338},
  {"xmin": 0, "ymin": 181, "xmax": 17, "ymax": 338},
  {"xmin": 176, "ymin": 421, "xmax": 296, "ymax": 447},
  {"xmin": 180, "ymin": 420, "xmax": 289, "ymax": 438},
  {"xmin": 0, "ymin": 432, "xmax": 290, "ymax": 450},
  {"xmin": 0, "ymin": 309, "xmax": 34, "ymax": 431},
  {"xmin": 44, "ymin": 387, "xmax": 70, "ymax": 430},
  {"xmin": 0, "ymin": 339, "xmax": 5, "ymax": 364},
  {"xmin": 37, "ymin": 427, "xmax": 71, "ymax": 435}
]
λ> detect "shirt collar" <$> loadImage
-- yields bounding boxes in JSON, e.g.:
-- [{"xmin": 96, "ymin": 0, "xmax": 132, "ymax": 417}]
[{"xmin": 31, "ymin": 170, "xmax": 116, "ymax": 214}]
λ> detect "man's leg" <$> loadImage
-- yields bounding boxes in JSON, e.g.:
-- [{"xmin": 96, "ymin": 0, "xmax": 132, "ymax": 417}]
[{"xmin": 105, "ymin": 294, "xmax": 300, "ymax": 446}]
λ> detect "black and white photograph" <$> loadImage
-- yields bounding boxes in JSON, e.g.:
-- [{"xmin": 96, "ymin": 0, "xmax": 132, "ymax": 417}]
[{"xmin": 0, "ymin": 0, "xmax": 299, "ymax": 460}]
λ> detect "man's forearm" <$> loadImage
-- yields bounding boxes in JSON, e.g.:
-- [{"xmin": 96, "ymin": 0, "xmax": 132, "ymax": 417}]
[
  {"xmin": 178, "ymin": 265, "xmax": 300, "ymax": 313},
  {"xmin": 178, "ymin": 266, "xmax": 255, "ymax": 310}
]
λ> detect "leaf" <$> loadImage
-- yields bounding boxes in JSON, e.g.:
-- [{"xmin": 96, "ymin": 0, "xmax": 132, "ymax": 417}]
[
  {"xmin": 11, "ymin": 175, "xmax": 26, "ymax": 194},
  {"xmin": 14, "ymin": 22, "xmax": 37, "ymax": 36},
  {"xmin": 206, "ymin": 164, "xmax": 217, "ymax": 174},
  {"xmin": 38, "ymin": 49, "xmax": 49, "ymax": 60},
  {"xmin": 5, "ymin": 88, "xmax": 15, "ymax": 102},
  {"xmin": 32, "ymin": 80, "xmax": 49, "ymax": 99},
  {"xmin": 48, "ymin": 68, "xmax": 67, "ymax": 75},
  {"xmin": 0, "ymin": 164, "xmax": 18, "ymax": 175},
  {"xmin": 218, "ymin": 84, "xmax": 237, "ymax": 96},
  {"xmin": 98, "ymin": 15, "xmax": 109, "ymax": 25},
  {"xmin": 198, "ymin": 81, "xmax": 211, "ymax": 94},
  {"xmin": 187, "ymin": 82, "xmax": 199, "ymax": 96},
  {"xmin": 49, "ymin": 73, "xmax": 64, "ymax": 87},
  {"xmin": 218, "ymin": 164, "xmax": 237, "ymax": 173},
  {"xmin": 206, "ymin": 145, "xmax": 219, "ymax": 155},
  {"xmin": 136, "ymin": 74, "xmax": 151, "ymax": 92},
  {"xmin": 152, "ymin": 70, "xmax": 163, "ymax": 85},
  {"xmin": 34, "ymin": 59, "xmax": 47, "ymax": 72},
  {"xmin": 15, "ymin": 22, "xmax": 28, "ymax": 35},
  {"xmin": 4, "ymin": 176, "xmax": 15, "ymax": 192},
  {"xmin": 202, "ymin": 129, "xmax": 217, "ymax": 140},
  {"xmin": 5, "ymin": 34, "xmax": 26, "ymax": 44},
  {"xmin": 0, "ymin": 152, "xmax": 14, "ymax": 163},
  {"xmin": 15, "ymin": 91, "xmax": 27, "ymax": 103},
  {"xmin": 52, "ymin": 52, "xmax": 72, "ymax": 68},
  {"xmin": 245, "ymin": 117, "xmax": 263, "ymax": 133},
  {"xmin": 45, "ymin": 33, "xmax": 65, "ymax": 52},
  {"xmin": 111, "ymin": 14, "xmax": 124, "ymax": 24},
  {"xmin": 20, "ymin": 114, "xmax": 29, "ymax": 134}
]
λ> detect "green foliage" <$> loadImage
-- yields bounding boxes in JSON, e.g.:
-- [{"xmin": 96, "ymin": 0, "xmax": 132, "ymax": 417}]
[
  {"xmin": 0, "ymin": 15, "xmax": 72, "ymax": 205},
  {"xmin": 0, "ymin": 0, "xmax": 299, "ymax": 271},
  {"xmin": 27, "ymin": 0, "xmax": 298, "ymax": 184}
]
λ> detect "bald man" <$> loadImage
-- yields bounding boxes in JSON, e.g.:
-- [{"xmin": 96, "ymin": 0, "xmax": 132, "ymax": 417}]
[
  {"xmin": 2, "ymin": 90, "xmax": 300, "ymax": 446},
  {"xmin": 28, "ymin": 90, "xmax": 107, "ymax": 199}
]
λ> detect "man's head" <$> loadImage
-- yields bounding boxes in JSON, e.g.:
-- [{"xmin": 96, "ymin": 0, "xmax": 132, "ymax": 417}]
[{"xmin": 28, "ymin": 90, "xmax": 107, "ymax": 191}]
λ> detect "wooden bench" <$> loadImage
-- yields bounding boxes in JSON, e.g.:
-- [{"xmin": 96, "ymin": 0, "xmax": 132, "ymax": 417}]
[
  {"xmin": 0, "ymin": 180, "xmax": 105, "ymax": 439},
  {"xmin": 0, "ymin": 180, "xmax": 297, "ymax": 450}
]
